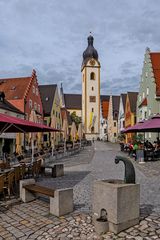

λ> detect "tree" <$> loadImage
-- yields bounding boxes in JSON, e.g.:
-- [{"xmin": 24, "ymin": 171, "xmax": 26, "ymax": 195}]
[{"xmin": 70, "ymin": 111, "xmax": 81, "ymax": 128}]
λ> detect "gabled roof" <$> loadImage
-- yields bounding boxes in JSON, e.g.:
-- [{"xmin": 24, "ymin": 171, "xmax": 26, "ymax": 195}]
[
  {"xmin": 112, "ymin": 96, "xmax": 120, "ymax": 120},
  {"xmin": 121, "ymin": 93, "xmax": 127, "ymax": 110},
  {"xmin": 138, "ymin": 97, "xmax": 147, "ymax": 108},
  {"xmin": 64, "ymin": 94, "xmax": 82, "ymax": 110},
  {"xmin": 0, "ymin": 70, "xmax": 37, "ymax": 100},
  {"xmin": 100, "ymin": 95, "xmax": 110, "ymax": 101},
  {"xmin": 0, "ymin": 98, "xmax": 24, "ymax": 115},
  {"xmin": 150, "ymin": 52, "xmax": 160, "ymax": 96},
  {"xmin": 39, "ymin": 85, "xmax": 57, "ymax": 116},
  {"xmin": 128, "ymin": 92, "xmax": 138, "ymax": 113},
  {"xmin": 0, "ymin": 77, "xmax": 31, "ymax": 100}
]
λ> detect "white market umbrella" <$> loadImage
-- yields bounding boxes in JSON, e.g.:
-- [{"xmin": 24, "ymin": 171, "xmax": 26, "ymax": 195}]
[
  {"xmin": 70, "ymin": 122, "xmax": 77, "ymax": 149},
  {"xmin": 51, "ymin": 115, "xmax": 56, "ymax": 156},
  {"xmin": 16, "ymin": 133, "xmax": 22, "ymax": 154},
  {"xmin": 62, "ymin": 119, "xmax": 68, "ymax": 152},
  {"xmin": 78, "ymin": 123, "xmax": 82, "ymax": 148}
]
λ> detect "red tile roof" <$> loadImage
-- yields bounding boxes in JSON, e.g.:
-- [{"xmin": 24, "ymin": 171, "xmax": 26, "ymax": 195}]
[
  {"xmin": 0, "ymin": 77, "xmax": 31, "ymax": 100},
  {"xmin": 150, "ymin": 53, "xmax": 160, "ymax": 96}
]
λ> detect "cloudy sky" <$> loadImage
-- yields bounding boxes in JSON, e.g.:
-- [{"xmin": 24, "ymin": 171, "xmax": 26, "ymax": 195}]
[{"xmin": 0, "ymin": 0, "xmax": 160, "ymax": 95}]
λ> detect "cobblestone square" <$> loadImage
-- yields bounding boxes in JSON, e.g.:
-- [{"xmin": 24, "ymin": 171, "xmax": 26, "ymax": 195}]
[{"xmin": 1, "ymin": 142, "xmax": 160, "ymax": 239}]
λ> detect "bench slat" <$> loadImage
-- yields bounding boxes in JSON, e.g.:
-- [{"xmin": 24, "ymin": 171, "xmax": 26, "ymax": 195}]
[{"xmin": 24, "ymin": 184, "xmax": 55, "ymax": 197}]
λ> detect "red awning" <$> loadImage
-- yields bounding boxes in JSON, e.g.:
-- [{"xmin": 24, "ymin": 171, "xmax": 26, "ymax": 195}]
[{"xmin": 0, "ymin": 113, "xmax": 61, "ymax": 133}]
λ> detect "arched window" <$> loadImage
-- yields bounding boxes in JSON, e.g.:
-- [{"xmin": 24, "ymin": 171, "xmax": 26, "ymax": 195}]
[
  {"xmin": 90, "ymin": 72, "xmax": 95, "ymax": 80},
  {"xmin": 91, "ymin": 126, "xmax": 94, "ymax": 133}
]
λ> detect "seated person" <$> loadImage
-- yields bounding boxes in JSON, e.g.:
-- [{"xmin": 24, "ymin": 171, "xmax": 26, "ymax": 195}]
[
  {"xmin": 144, "ymin": 140, "xmax": 154, "ymax": 150},
  {"xmin": 132, "ymin": 142, "xmax": 138, "ymax": 159},
  {"xmin": 154, "ymin": 137, "xmax": 160, "ymax": 150}
]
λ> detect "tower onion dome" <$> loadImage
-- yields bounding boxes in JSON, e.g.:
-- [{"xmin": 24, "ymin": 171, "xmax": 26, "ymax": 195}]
[{"xmin": 82, "ymin": 35, "xmax": 98, "ymax": 64}]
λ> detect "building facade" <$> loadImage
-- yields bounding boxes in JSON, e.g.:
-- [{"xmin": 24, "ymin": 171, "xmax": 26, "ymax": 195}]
[
  {"xmin": 118, "ymin": 93, "xmax": 127, "ymax": 134},
  {"xmin": 107, "ymin": 95, "xmax": 120, "ymax": 142},
  {"xmin": 125, "ymin": 92, "xmax": 138, "ymax": 143},
  {"xmin": 100, "ymin": 95, "xmax": 110, "ymax": 141},
  {"xmin": 39, "ymin": 84, "xmax": 61, "ymax": 147},
  {"xmin": 137, "ymin": 48, "xmax": 160, "ymax": 141}
]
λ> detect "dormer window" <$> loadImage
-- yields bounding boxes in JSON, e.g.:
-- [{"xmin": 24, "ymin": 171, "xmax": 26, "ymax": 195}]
[
  {"xmin": 29, "ymin": 99, "xmax": 32, "ymax": 109},
  {"xmin": 10, "ymin": 86, "xmax": 16, "ymax": 90},
  {"xmin": 33, "ymin": 86, "xmax": 35, "ymax": 94},
  {"xmin": 34, "ymin": 102, "xmax": 37, "ymax": 110},
  {"xmin": 90, "ymin": 72, "xmax": 95, "ymax": 80}
]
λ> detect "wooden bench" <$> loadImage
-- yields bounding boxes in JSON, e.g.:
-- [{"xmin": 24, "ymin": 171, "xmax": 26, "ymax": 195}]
[
  {"xmin": 41, "ymin": 164, "xmax": 64, "ymax": 178},
  {"xmin": 24, "ymin": 184, "xmax": 55, "ymax": 197},
  {"xmin": 20, "ymin": 179, "xmax": 73, "ymax": 217}
]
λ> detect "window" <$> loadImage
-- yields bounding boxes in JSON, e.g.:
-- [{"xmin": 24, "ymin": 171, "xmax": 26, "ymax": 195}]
[
  {"xmin": 142, "ymin": 92, "xmax": 145, "ymax": 99},
  {"xmin": 90, "ymin": 72, "xmax": 95, "ymax": 80},
  {"xmin": 144, "ymin": 111, "xmax": 147, "ymax": 119},
  {"xmin": 114, "ymin": 133, "xmax": 117, "ymax": 137},
  {"xmin": 104, "ymin": 128, "xmax": 107, "ymax": 133},
  {"xmin": 147, "ymin": 87, "xmax": 149, "ymax": 96},
  {"xmin": 139, "ymin": 95, "xmax": 141, "ymax": 102},
  {"xmin": 92, "ymin": 87, "xmax": 94, "ymax": 91},
  {"xmin": 53, "ymin": 110, "xmax": 55, "ymax": 115},
  {"xmin": 92, "ymin": 108, "xmax": 94, "ymax": 112},
  {"xmin": 36, "ymin": 88, "xmax": 38, "ymax": 96},
  {"xmin": 89, "ymin": 96, "xmax": 96, "ymax": 102},
  {"xmin": 145, "ymin": 72, "xmax": 148, "ymax": 77},
  {"xmin": 33, "ymin": 86, "xmax": 35, "ymax": 94},
  {"xmin": 43, "ymin": 134, "xmax": 48, "ymax": 141},
  {"xmin": 25, "ymin": 113, "xmax": 28, "ymax": 120},
  {"xmin": 91, "ymin": 126, "xmax": 94, "ymax": 133},
  {"xmin": 114, "ymin": 122, "xmax": 116, "ymax": 127},
  {"xmin": 34, "ymin": 102, "xmax": 37, "ymax": 110},
  {"xmin": 29, "ymin": 99, "xmax": 32, "ymax": 109},
  {"xmin": 44, "ymin": 120, "xmax": 47, "ymax": 125},
  {"xmin": 149, "ymin": 109, "xmax": 151, "ymax": 116},
  {"xmin": 38, "ymin": 104, "xmax": 40, "ymax": 113}
]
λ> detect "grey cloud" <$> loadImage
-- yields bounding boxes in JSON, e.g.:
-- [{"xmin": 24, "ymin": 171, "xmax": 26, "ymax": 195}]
[{"xmin": 0, "ymin": 0, "xmax": 159, "ymax": 97}]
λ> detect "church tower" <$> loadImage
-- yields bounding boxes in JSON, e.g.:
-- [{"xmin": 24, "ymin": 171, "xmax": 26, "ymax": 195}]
[{"xmin": 81, "ymin": 35, "xmax": 100, "ymax": 140}]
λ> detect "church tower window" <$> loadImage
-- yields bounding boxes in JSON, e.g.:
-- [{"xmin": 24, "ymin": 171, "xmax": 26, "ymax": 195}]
[
  {"xmin": 91, "ymin": 126, "xmax": 94, "ymax": 133},
  {"xmin": 90, "ymin": 72, "xmax": 95, "ymax": 80}
]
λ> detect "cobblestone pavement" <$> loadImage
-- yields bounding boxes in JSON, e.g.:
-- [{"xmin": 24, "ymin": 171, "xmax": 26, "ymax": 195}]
[{"xmin": 1, "ymin": 142, "xmax": 160, "ymax": 239}]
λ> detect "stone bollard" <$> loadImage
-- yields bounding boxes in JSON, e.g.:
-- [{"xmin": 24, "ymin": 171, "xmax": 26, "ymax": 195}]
[{"xmin": 52, "ymin": 164, "xmax": 64, "ymax": 177}]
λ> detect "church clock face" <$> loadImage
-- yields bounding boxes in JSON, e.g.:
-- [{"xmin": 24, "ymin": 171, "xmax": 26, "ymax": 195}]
[{"xmin": 89, "ymin": 59, "xmax": 95, "ymax": 66}]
